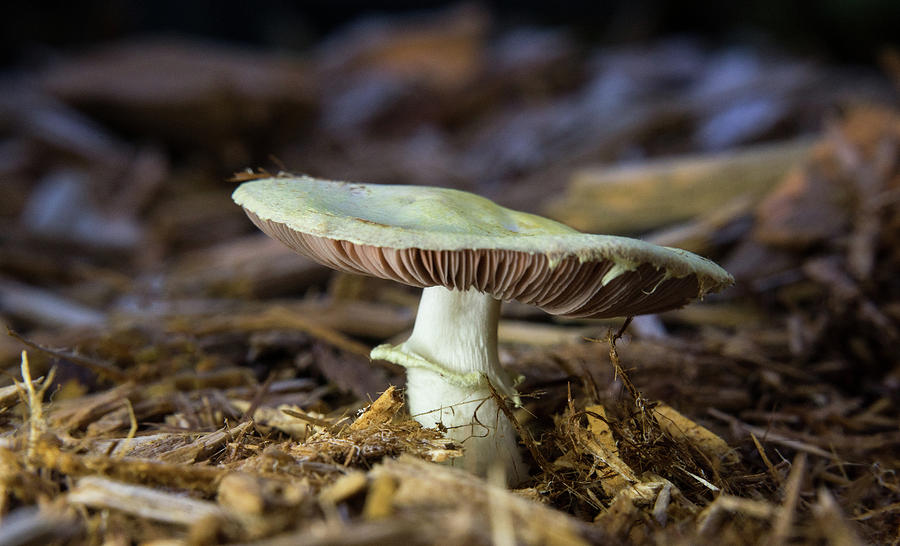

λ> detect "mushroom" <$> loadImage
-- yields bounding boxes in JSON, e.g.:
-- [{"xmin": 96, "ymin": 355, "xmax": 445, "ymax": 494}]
[{"xmin": 232, "ymin": 175, "xmax": 733, "ymax": 484}]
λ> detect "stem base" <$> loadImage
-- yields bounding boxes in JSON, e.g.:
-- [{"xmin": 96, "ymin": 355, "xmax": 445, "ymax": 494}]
[{"xmin": 370, "ymin": 286, "xmax": 527, "ymax": 484}]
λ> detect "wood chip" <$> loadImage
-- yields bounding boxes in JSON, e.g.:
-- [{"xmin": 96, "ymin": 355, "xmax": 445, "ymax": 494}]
[
  {"xmin": 68, "ymin": 476, "xmax": 227, "ymax": 526},
  {"xmin": 319, "ymin": 471, "xmax": 368, "ymax": 505},
  {"xmin": 362, "ymin": 473, "xmax": 397, "ymax": 520},
  {"xmin": 377, "ymin": 456, "xmax": 591, "ymax": 546},
  {"xmin": 349, "ymin": 386, "xmax": 404, "ymax": 431},
  {"xmin": 547, "ymin": 139, "xmax": 812, "ymax": 234},
  {"xmin": 583, "ymin": 405, "xmax": 631, "ymax": 495},
  {"xmin": 653, "ymin": 404, "xmax": 739, "ymax": 464}
]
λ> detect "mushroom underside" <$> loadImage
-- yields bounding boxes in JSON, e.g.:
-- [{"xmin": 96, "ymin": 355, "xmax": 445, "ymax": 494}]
[{"xmin": 245, "ymin": 211, "xmax": 704, "ymax": 319}]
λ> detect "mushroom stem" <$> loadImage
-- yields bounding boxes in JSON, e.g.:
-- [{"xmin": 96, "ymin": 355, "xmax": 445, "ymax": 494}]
[{"xmin": 371, "ymin": 286, "xmax": 526, "ymax": 484}]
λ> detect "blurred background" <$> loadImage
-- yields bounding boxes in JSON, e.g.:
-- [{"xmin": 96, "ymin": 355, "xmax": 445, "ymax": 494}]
[
  {"xmin": 4, "ymin": 0, "xmax": 900, "ymax": 63},
  {"xmin": 2, "ymin": 0, "xmax": 898, "ymax": 240}
]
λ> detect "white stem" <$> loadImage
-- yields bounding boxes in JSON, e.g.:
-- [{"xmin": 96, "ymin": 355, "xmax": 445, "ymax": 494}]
[{"xmin": 371, "ymin": 286, "xmax": 526, "ymax": 485}]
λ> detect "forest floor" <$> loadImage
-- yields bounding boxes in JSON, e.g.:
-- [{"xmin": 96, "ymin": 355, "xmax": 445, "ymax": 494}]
[{"xmin": 1, "ymin": 6, "xmax": 898, "ymax": 544}]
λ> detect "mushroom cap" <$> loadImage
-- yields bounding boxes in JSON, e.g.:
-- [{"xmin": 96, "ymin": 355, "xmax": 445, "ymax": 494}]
[{"xmin": 233, "ymin": 176, "xmax": 733, "ymax": 318}]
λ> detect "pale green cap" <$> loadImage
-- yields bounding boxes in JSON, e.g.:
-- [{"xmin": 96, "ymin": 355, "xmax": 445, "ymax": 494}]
[{"xmin": 233, "ymin": 175, "xmax": 733, "ymax": 318}]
